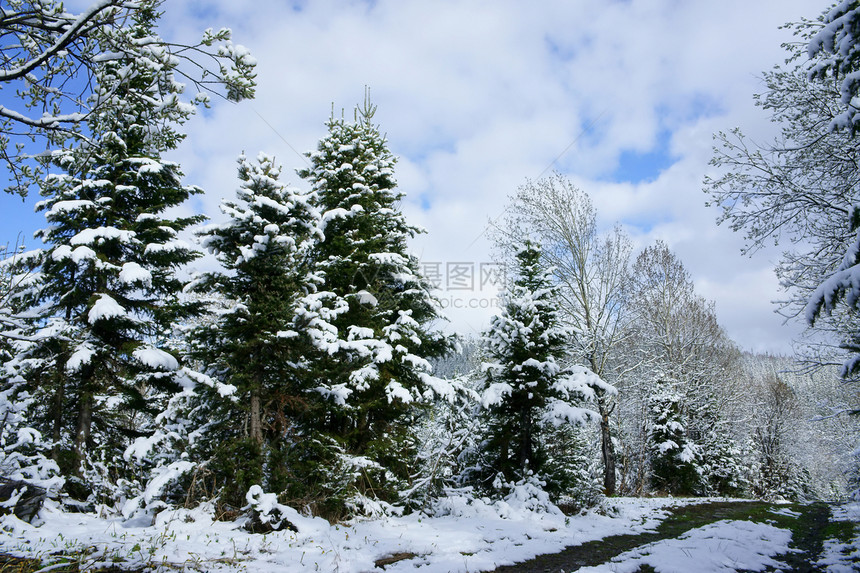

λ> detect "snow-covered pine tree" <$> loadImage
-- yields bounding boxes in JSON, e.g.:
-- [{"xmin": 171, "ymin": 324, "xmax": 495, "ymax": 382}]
[
  {"xmin": 186, "ymin": 152, "xmax": 327, "ymax": 511},
  {"xmin": 696, "ymin": 403, "xmax": 746, "ymax": 497},
  {"xmin": 492, "ymin": 175, "xmax": 629, "ymax": 496},
  {"xmin": 542, "ymin": 423, "xmax": 603, "ymax": 510},
  {"xmin": 0, "ymin": 249, "xmax": 61, "ymax": 492},
  {"xmin": 296, "ymin": 98, "xmax": 453, "ymax": 513},
  {"xmin": 406, "ymin": 371, "xmax": 481, "ymax": 508},
  {"xmin": 8, "ymin": 6, "xmax": 206, "ymax": 503},
  {"xmin": 648, "ymin": 379, "xmax": 702, "ymax": 495},
  {"xmin": 477, "ymin": 241, "xmax": 602, "ymax": 498}
]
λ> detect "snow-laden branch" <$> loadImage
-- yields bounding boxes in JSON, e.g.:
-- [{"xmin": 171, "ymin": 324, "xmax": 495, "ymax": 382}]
[
  {"xmin": 0, "ymin": 0, "xmax": 121, "ymax": 82},
  {"xmin": 0, "ymin": 105, "xmax": 86, "ymax": 128},
  {"xmin": 0, "ymin": 1, "xmax": 257, "ymax": 197}
]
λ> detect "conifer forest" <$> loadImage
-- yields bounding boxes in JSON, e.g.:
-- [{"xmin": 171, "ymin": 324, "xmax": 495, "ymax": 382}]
[{"xmin": 0, "ymin": 1, "xmax": 859, "ymax": 571}]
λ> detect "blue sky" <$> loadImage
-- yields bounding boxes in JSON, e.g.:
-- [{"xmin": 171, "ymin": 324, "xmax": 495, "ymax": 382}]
[
  {"xmin": 1, "ymin": 0, "xmax": 821, "ymax": 353},
  {"xmin": 1, "ymin": 193, "xmax": 41, "ymax": 249}
]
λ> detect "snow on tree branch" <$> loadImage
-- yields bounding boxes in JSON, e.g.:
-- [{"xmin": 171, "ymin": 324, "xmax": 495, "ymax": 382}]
[
  {"xmin": 0, "ymin": 0, "xmax": 257, "ymax": 197},
  {"xmin": 808, "ymin": 0, "xmax": 860, "ymax": 133}
]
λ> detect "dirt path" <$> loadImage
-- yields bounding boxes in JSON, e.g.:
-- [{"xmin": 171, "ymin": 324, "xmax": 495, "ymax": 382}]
[
  {"xmin": 490, "ymin": 500, "xmax": 842, "ymax": 573},
  {"xmin": 756, "ymin": 502, "xmax": 838, "ymax": 573}
]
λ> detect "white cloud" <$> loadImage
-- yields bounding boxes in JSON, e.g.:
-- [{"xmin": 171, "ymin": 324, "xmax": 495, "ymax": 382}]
[
  {"xmin": 1, "ymin": 0, "xmax": 825, "ymax": 354},
  {"xmin": 165, "ymin": 0, "xmax": 825, "ymax": 354}
]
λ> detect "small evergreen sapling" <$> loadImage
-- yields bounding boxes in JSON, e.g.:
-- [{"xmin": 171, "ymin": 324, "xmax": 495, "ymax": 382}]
[{"xmin": 648, "ymin": 379, "xmax": 702, "ymax": 495}]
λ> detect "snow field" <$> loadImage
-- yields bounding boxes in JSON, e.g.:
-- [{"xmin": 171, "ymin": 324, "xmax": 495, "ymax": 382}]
[{"xmin": 0, "ymin": 496, "xmax": 695, "ymax": 573}]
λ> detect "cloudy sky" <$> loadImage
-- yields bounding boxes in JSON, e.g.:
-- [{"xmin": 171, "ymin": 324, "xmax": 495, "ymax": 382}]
[{"xmin": 1, "ymin": 0, "xmax": 825, "ymax": 353}]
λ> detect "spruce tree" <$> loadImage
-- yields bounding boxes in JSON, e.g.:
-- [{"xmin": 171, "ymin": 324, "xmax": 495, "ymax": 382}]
[
  {"xmin": 296, "ymin": 99, "xmax": 452, "ymax": 510},
  {"xmin": 648, "ymin": 379, "xmax": 701, "ymax": 495},
  {"xmin": 542, "ymin": 424, "xmax": 602, "ymax": 509},
  {"xmin": 9, "ymin": 6, "xmax": 205, "ymax": 501},
  {"xmin": 478, "ymin": 241, "xmax": 601, "ymax": 497},
  {"xmin": 697, "ymin": 405, "xmax": 746, "ymax": 496},
  {"xmin": 188, "ymin": 152, "xmax": 325, "ymax": 510}
]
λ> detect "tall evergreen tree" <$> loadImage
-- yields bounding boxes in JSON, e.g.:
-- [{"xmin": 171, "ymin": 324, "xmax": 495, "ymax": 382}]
[
  {"xmin": 7, "ymin": 5, "xmax": 205, "ymax": 501},
  {"xmin": 187, "ymin": 152, "xmax": 325, "ymax": 510},
  {"xmin": 477, "ymin": 241, "xmax": 604, "ymax": 497},
  {"xmin": 296, "ymin": 99, "xmax": 453, "ymax": 511}
]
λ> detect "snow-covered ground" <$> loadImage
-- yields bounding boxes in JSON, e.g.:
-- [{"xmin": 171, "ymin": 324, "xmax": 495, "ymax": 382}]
[
  {"xmin": 0, "ymin": 493, "xmax": 850, "ymax": 572},
  {"xmin": 576, "ymin": 520, "xmax": 794, "ymax": 573}
]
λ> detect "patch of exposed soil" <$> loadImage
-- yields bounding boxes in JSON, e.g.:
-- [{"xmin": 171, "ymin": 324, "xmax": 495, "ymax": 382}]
[{"xmin": 0, "ymin": 553, "xmax": 142, "ymax": 573}]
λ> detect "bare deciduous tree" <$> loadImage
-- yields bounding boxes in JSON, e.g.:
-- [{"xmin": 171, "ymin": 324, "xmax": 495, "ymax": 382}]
[
  {"xmin": 703, "ymin": 28, "xmax": 860, "ymax": 381},
  {"xmin": 617, "ymin": 241, "xmax": 743, "ymax": 495},
  {"xmin": 0, "ymin": 0, "xmax": 257, "ymax": 197}
]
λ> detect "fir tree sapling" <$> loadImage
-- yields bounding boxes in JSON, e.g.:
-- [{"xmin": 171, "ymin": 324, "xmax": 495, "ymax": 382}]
[
  {"xmin": 406, "ymin": 338, "xmax": 486, "ymax": 509},
  {"xmin": 648, "ymin": 379, "xmax": 702, "ymax": 495},
  {"xmin": 407, "ymin": 370, "xmax": 483, "ymax": 508},
  {"xmin": 0, "ymin": 246, "xmax": 64, "ymax": 498}
]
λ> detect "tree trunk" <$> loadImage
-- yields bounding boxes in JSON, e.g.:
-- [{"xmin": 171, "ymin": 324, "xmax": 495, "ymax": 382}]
[
  {"xmin": 249, "ymin": 389, "xmax": 263, "ymax": 444},
  {"xmin": 597, "ymin": 394, "xmax": 616, "ymax": 496},
  {"xmin": 55, "ymin": 296, "xmax": 73, "ymax": 463},
  {"xmin": 518, "ymin": 405, "xmax": 533, "ymax": 475},
  {"xmin": 73, "ymin": 391, "xmax": 92, "ymax": 474},
  {"xmin": 50, "ymin": 355, "xmax": 65, "ymax": 462}
]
